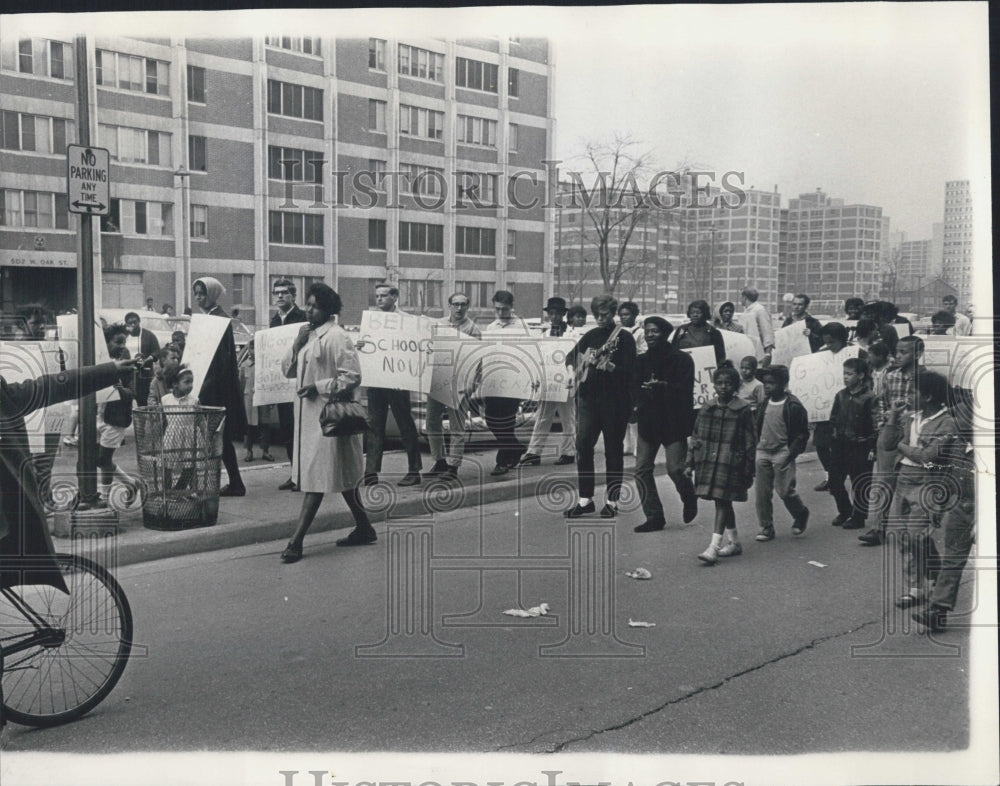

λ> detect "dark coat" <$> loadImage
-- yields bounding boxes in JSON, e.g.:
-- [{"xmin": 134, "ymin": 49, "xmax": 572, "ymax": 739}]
[
  {"xmin": 567, "ymin": 324, "xmax": 636, "ymax": 410},
  {"xmin": 633, "ymin": 343, "xmax": 695, "ymax": 444},
  {"xmin": 1, "ymin": 363, "xmax": 120, "ymax": 591},
  {"xmin": 781, "ymin": 314, "xmax": 824, "ymax": 353},
  {"xmin": 197, "ymin": 317, "xmax": 248, "ymax": 435},
  {"xmin": 688, "ymin": 397, "xmax": 757, "ymax": 501},
  {"xmin": 670, "ymin": 322, "xmax": 726, "ymax": 366},
  {"xmin": 270, "ymin": 304, "xmax": 308, "ymax": 328}
]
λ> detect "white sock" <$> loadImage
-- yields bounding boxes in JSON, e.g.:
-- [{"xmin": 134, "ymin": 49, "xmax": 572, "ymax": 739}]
[
  {"xmin": 710, "ymin": 533, "xmax": 723, "ymax": 548},
  {"xmin": 578, "ymin": 497, "xmax": 592, "ymax": 507},
  {"xmin": 726, "ymin": 528, "xmax": 740, "ymax": 544},
  {"xmin": 605, "ymin": 499, "xmax": 618, "ymax": 510}
]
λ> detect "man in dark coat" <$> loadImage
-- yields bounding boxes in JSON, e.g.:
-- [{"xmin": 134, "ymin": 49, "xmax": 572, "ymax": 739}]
[
  {"xmin": 632, "ymin": 316, "xmax": 699, "ymax": 531},
  {"xmin": 124, "ymin": 311, "xmax": 160, "ymax": 406},
  {"xmin": 269, "ymin": 278, "xmax": 308, "ymax": 491},
  {"xmin": 782, "ymin": 293, "xmax": 824, "ymax": 353}
]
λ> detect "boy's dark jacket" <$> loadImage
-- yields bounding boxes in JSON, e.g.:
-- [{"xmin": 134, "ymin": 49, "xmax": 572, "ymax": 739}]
[{"xmin": 754, "ymin": 392, "xmax": 810, "ymax": 456}]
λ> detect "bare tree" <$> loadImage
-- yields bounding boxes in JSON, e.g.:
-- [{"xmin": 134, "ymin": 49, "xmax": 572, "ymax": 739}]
[{"xmin": 880, "ymin": 246, "xmax": 901, "ymax": 302}]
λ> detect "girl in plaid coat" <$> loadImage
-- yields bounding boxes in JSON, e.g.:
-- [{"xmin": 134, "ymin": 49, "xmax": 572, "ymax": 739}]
[{"xmin": 685, "ymin": 365, "xmax": 758, "ymax": 565}]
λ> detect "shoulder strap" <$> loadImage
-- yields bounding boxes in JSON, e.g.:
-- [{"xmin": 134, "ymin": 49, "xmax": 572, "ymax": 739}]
[{"xmin": 602, "ymin": 325, "xmax": 624, "ymax": 351}]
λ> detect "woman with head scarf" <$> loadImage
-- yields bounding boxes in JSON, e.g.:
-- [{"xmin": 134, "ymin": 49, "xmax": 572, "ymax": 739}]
[{"xmin": 192, "ymin": 277, "xmax": 247, "ymax": 496}]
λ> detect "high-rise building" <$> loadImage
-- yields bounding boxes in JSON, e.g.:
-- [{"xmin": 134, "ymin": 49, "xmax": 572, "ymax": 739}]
[
  {"xmin": 941, "ymin": 179, "xmax": 973, "ymax": 304},
  {"xmin": 778, "ymin": 189, "xmax": 884, "ymax": 315},
  {"xmin": 0, "ymin": 35, "xmax": 555, "ymax": 323}
]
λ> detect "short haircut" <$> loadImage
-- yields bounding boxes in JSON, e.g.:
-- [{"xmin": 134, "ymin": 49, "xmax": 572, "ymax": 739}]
[
  {"xmin": 942, "ymin": 294, "xmax": 958, "ymax": 304},
  {"xmin": 757, "ymin": 364, "xmax": 789, "ymax": 387},
  {"xmin": 931, "ymin": 310, "xmax": 956, "ymax": 326},
  {"xmin": 273, "ymin": 278, "xmax": 296, "ymax": 296},
  {"xmin": 740, "ymin": 355, "xmax": 758, "ymax": 370},
  {"xmin": 104, "ymin": 323, "xmax": 128, "ymax": 343},
  {"xmin": 713, "ymin": 364, "xmax": 741, "ymax": 387},
  {"xmin": 879, "ymin": 301, "xmax": 899, "ymax": 320},
  {"xmin": 687, "ymin": 300, "xmax": 711, "ymax": 320},
  {"xmin": 567, "ymin": 305, "xmax": 587, "ymax": 320},
  {"xmin": 375, "ymin": 282, "xmax": 399, "ymax": 297},
  {"xmin": 307, "ymin": 282, "xmax": 342, "ymax": 315},
  {"xmin": 448, "ymin": 291, "xmax": 470, "ymax": 305},
  {"xmin": 820, "ymin": 321, "xmax": 849, "ymax": 344},
  {"xmin": 842, "ymin": 357, "xmax": 869, "ymax": 376},
  {"xmin": 124, "ymin": 311, "xmax": 140, "ymax": 322},
  {"xmin": 642, "ymin": 316, "xmax": 672, "ymax": 335},
  {"xmin": 171, "ymin": 330, "xmax": 186, "ymax": 342},
  {"xmin": 618, "ymin": 301, "xmax": 639, "ymax": 317},
  {"xmin": 794, "ymin": 293, "xmax": 811, "ymax": 307},
  {"xmin": 741, "ymin": 287, "xmax": 759, "ymax": 302},
  {"xmin": 155, "ymin": 347, "xmax": 172, "ymax": 362},
  {"xmin": 898, "ymin": 335, "xmax": 925, "ymax": 355},
  {"xmin": 916, "ymin": 370, "xmax": 950, "ymax": 405},
  {"xmin": 590, "ymin": 294, "xmax": 617, "ymax": 315},
  {"xmin": 868, "ymin": 342, "xmax": 890, "ymax": 360},
  {"xmin": 844, "ymin": 297, "xmax": 865, "ymax": 310},
  {"xmin": 164, "ymin": 364, "xmax": 193, "ymax": 390},
  {"xmin": 492, "ymin": 290, "xmax": 515, "ymax": 307},
  {"xmin": 854, "ymin": 318, "xmax": 877, "ymax": 340}
]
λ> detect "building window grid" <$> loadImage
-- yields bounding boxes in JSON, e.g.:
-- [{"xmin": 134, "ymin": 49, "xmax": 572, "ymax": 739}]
[
  {"xmin": 1, "ymin": 111, "xmax": 72, "ymax": 155},
  {"xmin": 399, "ymin": 221, "xmax": 444, "ymax": 253},
  {"xmin": 188, "ymin": 135, "xmax": 207, "ymax": 171},
  {"xmin": 400, "ymin": 163, "xmax": 445, "ymax": 197},
  {"xmin": 267, "ymin": 145, "xmax": 324, "ymax": 182},
  {"xmin": 399, "ymin": 104, "xmax": 444, "ymax": 140},
  {"xmin": 457, "ymin": 115, "xmax": 497, "ymax": 147},
  {"xmin": 98, "ymin": 123, "xmax": 171, "ymax": 167},
  {"xmin": 455, "ymin": 226, "xmax": 496, "ymax": 256},
  {"xmin": 368, "ymin": 218, "xmax": 387, "ymax": 250},
  {"xmin": 186, "ymin": 65, "xmax": 206, "ymax": 103},
  {"xmin": 0, "ymin": 189, "xmax": 69, "ymax": 229},
  {"xmin": 398, "ymin": 44, "xmax": 444, "ymax": 82},
  {"xmin": 399, "ymin": 279, "xmax": 443, "ymax": 311},
  {"xmin": 368, "ymin": 99, "xmax": 386, "ymax": 133},
  {"xmin": 267, "ymin": 79, "xmax": 323, "ymax": 122},
  {"xmin": 96, "ymin": 49, "xmax": 169, "ymax": 96},
  {"xmin": 268, "ymin": 211, "xmax": 323, "ymax": 246},
  {"xmin": 265, "ymin": 37, "xmax": 321, "ymax": 56},
  {"xmin": 456, "ymin": 171, "xmax": 498, "ymax": 205},
  {"xmin": 190, "ymin": 204, "xmax": 208, "ymax": 238},
  {"xmin": 368, "ymin": 39, "xmax": 386, "ymax": 70},
  {"xmin": 113, "ymin": 199, "xmax": 173, "ymax": 236},
  {"xmin": 3, "ymin": 39, "xmax": 74, "ymax": 80},
  {"xmin": 455, "ymin": 57, "xmax": 498, "ymax": 92}
]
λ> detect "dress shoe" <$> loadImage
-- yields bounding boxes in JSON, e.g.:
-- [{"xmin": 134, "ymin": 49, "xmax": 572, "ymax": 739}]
[
  {"xmin": 912, "ymin": 605, "xmax": 948, "ymax": 633},
  {"xmin": 814, "ymin": 479, "xmax": 830, "ymax": 492},
  {"xmin": 362, "ymin": 472, "xmax": 379, "ymax": 487},
  {"xmin": 261, "ymin": 452, "xmax": 275, "ymax": 462},
  {"xmin": 244, "ymin": 451, "xmax": 255, "ymax": 462},
  {"xmin": 831, "ymin": 513, "xmax": 850, "ymax": 527},
  {"xmin": 842, "ymin": 518, "xmax": 865, "ymax": 530},
  {"xmin": 441, "ymin": 465, "xmax": 460, "ymax": 482},
  {"xmin": 894, "ymin": 593, "xmax": 924, "ymax": 609},
  {"xmin": 219, "ymin": 484, "xmax": 246, "ymax": 497},
  {"xmin": 682, "ymin": 496, "xmax": 698, "ymax": 524},
  {"xmin": 490, "ymin": 464, "xmax": 510, "ymax": 477},
  {"xmin": 278, "ymin": 478, "xmax": 298, "ymax": 491},
  {"xmin": 599, "ymin": 503, "xmax": 618, "ymax": 518},
  {"xmin": 554, "ymin": 454, "xmax": 575, "ymax": 466},
  {"xmin": 397, "ymin": 472, "xmax": 421, "ymax": 487},
  {"xmin": 858, "ymin": 529, "xmax": 883, "ymax": 546},
  {"xmin": 425, "ymin": 459, "xmax": 449, "ymax": 477},
  {"xmin": 517, "ymin": 453, "xmax": 542, "ymax": 467},
  {"xmin": 634, "ymin": 517, "xmax": 666, "ymax": 533},
  {"xmin": 280, "ymin": 542, "xmax": 302, "ymax": 563},
  {"xmin": 336, "ymin": 528, "xmax": 377, "ymax": 547},
  {"xmin": 791, "ymin": 508, "xmax": 809, "ymax": 536},
  {"xmin": 564, "ymin": 501, "xmax": 596, "ymax": 518}
]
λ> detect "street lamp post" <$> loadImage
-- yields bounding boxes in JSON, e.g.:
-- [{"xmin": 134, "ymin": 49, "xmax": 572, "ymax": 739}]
[{"xmin": 174, "ymin": 166, "xmax": 191, "ymax": 311}]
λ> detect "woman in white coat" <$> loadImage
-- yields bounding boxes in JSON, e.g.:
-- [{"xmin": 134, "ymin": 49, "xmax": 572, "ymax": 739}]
[{"xmin": 280, "ymin": 284, "xmax": 375, "ymax": 563}]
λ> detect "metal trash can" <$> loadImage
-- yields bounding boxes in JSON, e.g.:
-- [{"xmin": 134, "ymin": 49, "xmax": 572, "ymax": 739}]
[{"xmin": 132, "ymin": 405, "xmax": 226, "ymax": 530}]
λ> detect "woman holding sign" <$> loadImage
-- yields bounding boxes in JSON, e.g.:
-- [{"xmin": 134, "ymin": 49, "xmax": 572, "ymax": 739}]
[
  {"xmin": 671, "ymin": 300, "xmax": 726, "ymax": 366},
  {"xmin": 279, "ymin": 284, "xmax": 374, "ymax": 563}
]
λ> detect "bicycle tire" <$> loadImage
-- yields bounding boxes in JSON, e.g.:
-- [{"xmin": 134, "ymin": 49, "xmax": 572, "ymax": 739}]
[{"xmin": 1, "ymin": 553, "xmax": 133, "ymax": 727}]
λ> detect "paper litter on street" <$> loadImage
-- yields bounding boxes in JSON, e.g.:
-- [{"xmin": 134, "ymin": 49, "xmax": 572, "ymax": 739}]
[
  {"xmin": 808, "ymin": 561, "xmax": 828, "ymax": 568},
  {"xmin": 628, "ymin": 619, "xmax": 656, "ymax": 627},
  {"xmin": 625, "ymin": 568, "xmax": 652, "ymax": 580},
  {"xmin": 502, "ymin": 603, "xmax": 550, "ymax": 618}
]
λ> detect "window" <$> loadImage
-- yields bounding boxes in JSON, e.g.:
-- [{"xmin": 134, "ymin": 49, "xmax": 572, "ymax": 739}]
[
  {"xmin": 456, "ymin": 172, "xmax": 498, "ymax": 205},
  {"xmin": 368, "ymin": 38, "xmax": 385, "ymax": 70},
  {"xmin": 267, "ymin": 79, "xmax": 323, "ymax": 121},
  {"xmin": 0, "ymin": 190, "xmax": 69, "ymax": 229},
  {"xmin": 187, "ymin": 65, "xmax": 206, "ymax": 102},
  {"xmin": 400, "ymin": 163, "xmax": 444, "ymax": 197},
  {"xmin": 96, "ymin": 49, "xmax": 169, "ymax": 95},
  {"xmin": 1, "ymin": 112, "xmax": 72, "ymax": 154},
  {"xmin": 507, "ymin": 67, "xmax": 519, "ymax": 97},
  {"xmin": 268, "ymin": 146, "xmax": 323, "ymax": 181},
  {"xmin": 398, "ymin": 44, "xmax": 444, "ymax": 82},
  {"xmin": 399, "ymin": 104, "xmax": 444, "ymax": 140},
  {"xmin": 368, "ymin": 99, "xmax": 386, "ymax": 132},
  {"xmin": 188, "ymin": 135, "xmax": 207, "ymax": 171},
  {"xmin": 508, "ymin": 123, "xmax": 518, "ymax": 152},
  {"xmin": 232, "ymin": 274, "xmax": 253, "ymax": 305},
  {"xmin": 0, "ymin": 39, "xmax": 74, "ymax": 79},
  {"xmin": 399, "ymin": 221, "xmax": 443, "ymax": 253},
  {"xmin": 455, "ymin": 226, "xmax": 496, "ymax": 256},
  {"xmin": 18, "ymin": 40, "xmax": 33, "ymax": 73},
  {"xmin": 399, "ymin": 278, "xmax": 442, "ymax": 311},
  {"xmin": 98, "ymin": 124, "xmax": 171, "ymax": 166},
  {"xmin": 457, "ymin": 115, "xmax": 497, "ymax": 147},
  {"xmin": 367, "ymin": 159, "xmax": 386, "ymax": 191},
  {"xmin": 116, "ymin": 200, "xmax": 172, "ymax": 236},
  {"xmin": 265, "ymin": 36, "xmax": 321, "ymax": 55},
  {"xmin": 190, "ymin": 204, "xmax": 208, "ymax": 238},
  {"xmin": 456, "ymin": 280, "xmax": 492, "ymax": 308},
  {"xmin": 455, "ymin": 57, "xmax": 498, "ymax": 92},
  {"xmin": 507, "ymin": 229, "xmax": 516, "ymax": 257},
  {"xmin": 268, "ymin": 211, "xmax": 323, "ymax": 245},
  {"xmin": 368, "ymin": 218, "xmax": 387, "ymax": 250}
]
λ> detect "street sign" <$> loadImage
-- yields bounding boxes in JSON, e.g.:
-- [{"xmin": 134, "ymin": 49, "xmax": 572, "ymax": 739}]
[{"xmin": 66, "ymin": 144, "xmax": 110, "ymax": 215}]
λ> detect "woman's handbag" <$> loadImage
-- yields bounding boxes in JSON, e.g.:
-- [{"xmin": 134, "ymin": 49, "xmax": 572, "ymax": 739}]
[{"xmin": 320, "ymin": 389, "xmax": 368, "ymax": 437}]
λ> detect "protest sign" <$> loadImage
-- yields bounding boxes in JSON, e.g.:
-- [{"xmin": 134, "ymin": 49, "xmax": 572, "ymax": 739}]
[
  {"xmin": 185, "ymin": 314, "xmax": 231, "ymax": 400},
  {"xmin": 789, "ymin": 346, "xmax": 860, "ymax": 422},
  {"xmin": 56, "ymin": 314, "xmax": 117, "ymax": 403},
  {"xmin": 0, "ymin": 340, "xmax": 67, "ymax": 452},
  {"xmin": 921, "ymin": 335, "xmax": 984, "ymax": 387},
  {"xmin": 356, "ymin": 310, "xmax": 435, "ymax": 393},
  {"xmin": 682, "ymin": 345, "xmax": 719, "ymax": 409},
  {"xmin": 477, "ymin": 335, "xmax": 543, "ymax": 399},
  {"xmin": 888, "ymin": 321, "xmax": 913, "ymax": 341},
  {"xmin": 536, "ymin": 338, "xmax": 577, "ymax": 402},
  {"xmin": 719, "ymin": 331, "xmax": 756, "ymax": 367},
  {"xmin": 429, "ymin": 331, "xmax": 481, "ymax": 409},
  {"xmin": 772, "ymin": 322, "xmax": 813, "ymax": 366},
  {"xmin": 252, "ymin": 323, "xmax": 300, "ymax": 406}
]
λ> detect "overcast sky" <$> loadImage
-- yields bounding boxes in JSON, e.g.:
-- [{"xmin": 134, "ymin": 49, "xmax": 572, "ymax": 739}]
[{"xmin": 10, "ymin": 3, "xmax": 990, "ymax": 238}]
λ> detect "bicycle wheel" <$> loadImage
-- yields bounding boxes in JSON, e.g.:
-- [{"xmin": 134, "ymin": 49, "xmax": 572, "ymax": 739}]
[{"xmin": 0, "ymin": 553, "xmax": 133, "ymax": 727}]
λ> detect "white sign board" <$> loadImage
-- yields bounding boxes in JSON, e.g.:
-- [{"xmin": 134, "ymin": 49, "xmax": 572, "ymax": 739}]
[
  {"xmin": 720, "ymin": 331, "xmax": 757, "ymax": 368},
  {"xmin": 0, "ymin": 341, "xmax": 67, "ymax": 452},
  {"xmin": 185, "ymin": 314, "xmax": 230, "ymax": 400},
  {"xmin": 789, "ymin": 346, "xmax": 860, "ymax": 422},
  {"xmin": 56, "ymin": 314, "xmax": 118, "ymax": 404},
  {"xmin": 772, "ymin": 322, "xmax": 814, "ymax": 367},
  {"xmin": 66, "ymin": 144, "xmax": 110, "ymax": 215},
  {"xmin": 921, "ymin": 335, "xmax": 984, "ymax": 387},
  {"xmin": 252, "ymin": 323, "xmax": 301, "ymax": 406},
  {"xmin": 682, "ymin": 345, "xmax": 719, "ymax": 409},
  {"xmin": 536, "ymin": 338, "xmax": 577, "ymax": 402},
  {"xmin": 356, "ymin": 310, "xmax": 435, "ymax": 393},
  {"xmin": 428, "ymin": 331, "xmax": 480, "ymax": 409}
]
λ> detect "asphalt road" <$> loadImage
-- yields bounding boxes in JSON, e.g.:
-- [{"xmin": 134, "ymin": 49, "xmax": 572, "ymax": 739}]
[{"xmin": 1, "ymin": 463, "xmax": 978, "ymax": 765}]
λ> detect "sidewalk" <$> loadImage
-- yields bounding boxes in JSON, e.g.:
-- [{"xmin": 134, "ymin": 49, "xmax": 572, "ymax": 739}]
[{"xmin": 47, "ymin": 435, "xmax": 816, "ymax": 568}]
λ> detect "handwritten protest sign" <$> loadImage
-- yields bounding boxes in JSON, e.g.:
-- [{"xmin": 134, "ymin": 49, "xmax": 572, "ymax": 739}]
[
  {"xmin": 789, "ymin": 346, "xmax": 860, "ymax": 422},
  {"xmin": 682, "ymin": 345, "xmax": 718, "ymax": 409},
  {"xmin": 772, "ymin": 322, "xmax": 813, "ymax": 367},
  {"xmin": 720, "ymin": 331, "xmax": 756, "ymax": 367},
  {"xmin": 356, "ymin": 310, "xmax": 435, "ymax": 393},
  {"xmin": 252, "ymin": 323, "xmax": 300, "ymax": 406},
  {"xmin": 888, "ymin": 321, "xmax": 913, "ymax": 341},
  {"xmin": 0, "ymin": 340, "xmax": 67, "ymax": 452},
  {"xmin": 921, "ymin": 335, "xmax": 984, "ymax": 388},
  {"xmin": 56, "ymin": 314, "xmax": 117, "ymax": 404},
  {"xmin": 185, "ymin": 314, "xmax": 230, "ymax": 400}
]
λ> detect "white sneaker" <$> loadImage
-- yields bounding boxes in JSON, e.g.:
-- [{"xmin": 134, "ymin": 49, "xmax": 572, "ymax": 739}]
[
  {"xmin": 697, "ymin": 544, "xmax": 719, "ymax": 565},
  {"xmin": 718, "ymin": 542, "xmax": 743, "ymax": 557}
]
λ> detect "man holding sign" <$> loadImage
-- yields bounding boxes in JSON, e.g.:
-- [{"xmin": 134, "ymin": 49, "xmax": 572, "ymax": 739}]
[
  {"xmin": 270, "ymin": 278, "xmax": 308, "ymax": 491},
  {"xmin": 358, "ymin": 283, "xmax": 423, "ymax": 488}
]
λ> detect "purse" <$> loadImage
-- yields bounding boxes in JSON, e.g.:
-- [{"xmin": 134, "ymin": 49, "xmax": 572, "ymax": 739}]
[{"xmin": 320, "ymin": 389, "xmax": 368, "ymax": 437}]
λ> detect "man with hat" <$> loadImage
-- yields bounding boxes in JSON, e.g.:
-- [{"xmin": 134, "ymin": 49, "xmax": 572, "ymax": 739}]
[{"xmin": 519, "ymin": 296, "xmax": 575, "ymax": 466}]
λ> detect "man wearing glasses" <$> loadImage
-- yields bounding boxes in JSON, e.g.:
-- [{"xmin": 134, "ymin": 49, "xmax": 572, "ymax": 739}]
[
  {"xmin": 482, "ymin": 290, "xmax": 530, "ymax": 475},
  {"xmin": 270, "ymin": 279, "xmax": 308, "ymax": 491},
  {"xmin": 425, "ymin": 292, "xmax": 482, "ymax": 481}
]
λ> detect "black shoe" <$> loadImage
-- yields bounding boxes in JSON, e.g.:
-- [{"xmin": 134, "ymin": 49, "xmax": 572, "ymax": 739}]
[
  {"xmin": 397, "ymin": 472, "xmax": 421, "ymax": 487},
  {"xmin": 517, "ymin": 452, "xmax": 541, "ymax": 467},
  {"xmin": 634, "ymin": 517, "xmax": 666, "ymax": 532},
  {"xmin": 362, "ymin": 473, "xmax": 378, "ymax": 487},
  {"xmin": 336, "ymin": 528, "xmax": 377, "ymax": 547},
  {"xmin": 858, "ymin": 529, "xmax": 883, "ymax": 546},
  {"xmin": 554, "ymin": 454, "xmax": 575, "ymax": 466},
  {"xmin": 814, "ymin": 479, "xmax": 830, "ymax": 492},
  {"xmin": 842, "ymin": 518, "xmax": 865, "ymax": 530},
  {"xmin": 278, "ymin": 478, "xmax": 297, "ymax": 491},
  {"xmin": 894, "ymin": 593, "xmax": 925, "ymax": 609},
  {"xmin": 280, "ymin": 542, "xmax": 302, "ymax": 563},
  {"xmin": 682, "ymin": 495, "xmax": 698, "ymax": 524},
  {"xmin": 441, "ymin": 465, "xmax": 460, "ymax": 482},
  {"xmin": 912, "ymin": 605, "xmax": 948, "ymax": 633},
  {"xmin": 564, "ymin": 501, "xmax": 596, "ymax": 518},
  {"xmin": 490, "ymin": 464, "xmax": 510, "ymax": 477},
  {"xmin": 599, "ymin": 503, "xmax": 618, "ymax": 518},
  {"xmin": 831, "ymin": 513, "xmax": 850, "ymax": 527},
  {"xmin": 219, "ymin": 484, "xmax": 246, "ymax": 497},
  {"xmin": 425, "ymin": 459, "xmax": 449, "ymax": 477},
  {"xmin": 791, "ymin": 508, "xmax": 809, "ymax": 536}
]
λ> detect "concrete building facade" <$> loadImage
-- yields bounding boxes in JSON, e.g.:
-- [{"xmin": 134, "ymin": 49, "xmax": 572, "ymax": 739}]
[{"xmin": 941, "ymin": 179, "xmax": 973, "ymax": 305}]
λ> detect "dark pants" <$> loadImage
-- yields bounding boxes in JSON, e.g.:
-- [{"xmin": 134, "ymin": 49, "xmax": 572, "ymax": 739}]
[
  {"xmin": 222, "ymin": 415, "xmax": 243, "ymax": 489},
  {"xmin": 365, "ymin": 387, "xmax": 422, "ymax": 475},
  {"xmin": 276, "ymin": 402, "xmax": 295, "ymax": 461},
  {"xmin": 828, "ymin": 440, "xmax": 874, "ymax": 524},
  {"xmin": 929, "ymin": 467, "xmax": 975, "ymax": 610},
  {"xmin": 634, "ymin": 435, "xmax": 694, "ymax": 520},
  {"xmin": 483, "ymin": 396, "xmax": 524, "ymax": 467},
  {"xmin": 814, "ymin": 421, "xmax": 833, "ymax": 474},
  {"xmin": 576, "ymin": 395, "xmax": 629, "ymax": 501}
]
